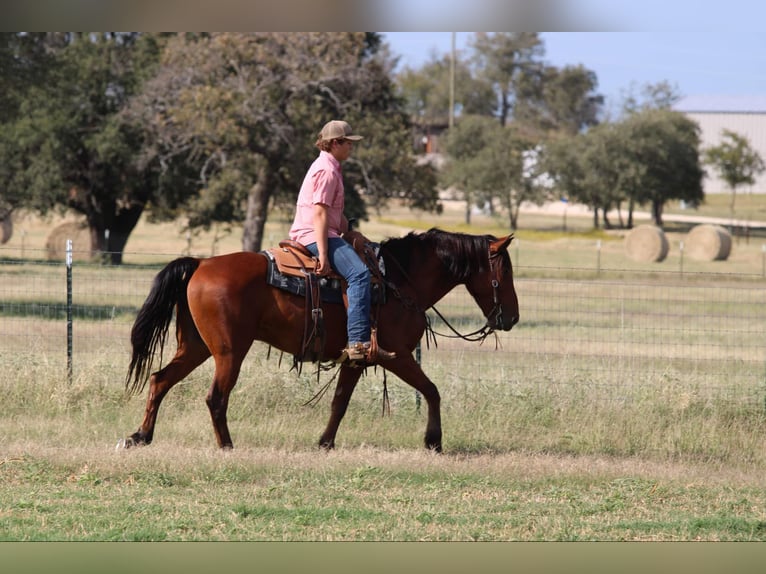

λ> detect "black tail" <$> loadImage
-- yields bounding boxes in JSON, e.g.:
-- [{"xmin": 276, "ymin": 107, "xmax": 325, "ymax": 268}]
[{"xmin": 125, "ymin": 257, "xmax": 201, "ymax": 395}]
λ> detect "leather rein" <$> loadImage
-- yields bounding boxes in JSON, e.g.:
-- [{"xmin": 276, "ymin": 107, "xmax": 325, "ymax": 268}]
[{"xmin": 382, "ymin": 243, "xmax": 507, "ymax": 346}]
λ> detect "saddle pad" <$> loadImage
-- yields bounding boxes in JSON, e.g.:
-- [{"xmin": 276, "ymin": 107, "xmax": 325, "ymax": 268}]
[{"xmin": 263, "ymin": 250, "xmax": 385, "ymax": 305}]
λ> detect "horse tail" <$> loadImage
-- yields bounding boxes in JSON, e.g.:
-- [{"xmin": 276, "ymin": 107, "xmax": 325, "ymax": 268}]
[{"xmin": 125, "ymin": 257, "xmax": 201, "ymax": 396}]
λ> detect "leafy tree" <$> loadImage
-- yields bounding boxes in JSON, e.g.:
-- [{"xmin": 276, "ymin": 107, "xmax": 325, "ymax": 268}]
[
  {"xmin": 544, "ymin": 127, "xmax": 622, "ymax": 229},
  {"xmin": 0, "ymin": 33, "xmax": 61, "ymax": 123},
  {"xmin": 514, "ymin": 64, "xmax": 603, "ymax": 136},
  {"xmin": 396, "ymin": 34, "xmax": 603, "ymax": 141},
  {"xmin": 130, "ymin": 32, "xmax": 437, "ymax": 252},
  {"xmin": 440, "ymin": 115, "xmax": 542, "ymax": 229},
  {"xmin": 622, "ymin": 109, "xmax": 704, "ymax": 225},
  {"xmin": 545, "ymin": 109, "xmax": 704, "ymax": 228},
  {"xmin": 0, "ymin": 32, "xmax": 169, "ymax": 263},
  {"xmin": 0, "ymin": 33, "xmax": 62, "ymax": 223},
  {"xmin": 703, "ymin": 129, "xmax": 765, "ymax": 215},
  {"xmin": 470, "ymin": 32, "xmax": 545, "ymax": 126},
  {"xmin": 396, "ymin": 53, "xmax": 495, "ymax": 128},
  {"xmin": 618, "ymin": 80, "xmax": 682, "ymax": 116}
]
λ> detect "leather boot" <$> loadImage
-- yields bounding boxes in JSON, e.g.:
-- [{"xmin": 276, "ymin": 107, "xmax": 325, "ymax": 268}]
[{"xmin": 345, "ymin": 341, "xmax": 396, "ymax": 364}]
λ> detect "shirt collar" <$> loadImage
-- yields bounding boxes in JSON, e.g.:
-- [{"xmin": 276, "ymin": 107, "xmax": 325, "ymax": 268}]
[{"xmin": 320, "ymin": 150, "xmax": 341, "ymax": 170}]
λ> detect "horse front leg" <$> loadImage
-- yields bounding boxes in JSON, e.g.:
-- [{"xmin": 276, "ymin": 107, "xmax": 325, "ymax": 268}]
[
  {"xmin": 384, "ymin": 355, "xmax": 442, "ymax": 452},
  {"xmin": 318, "ymin": 365, "xmax": 364, "ymax": 450}
]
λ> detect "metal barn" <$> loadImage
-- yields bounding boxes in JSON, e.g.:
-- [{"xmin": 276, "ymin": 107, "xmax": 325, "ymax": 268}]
[{"xmin": 675, "ymin": 95, "xmax": 766, "ymax": 194}]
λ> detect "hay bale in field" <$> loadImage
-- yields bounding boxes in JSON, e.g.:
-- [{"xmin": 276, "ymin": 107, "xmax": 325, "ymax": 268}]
[
  {"xmin": 625, "ymin": 224, "xmax": 669, "ymax": 263},
  {"xmin": 0, "ymin": 213, "xmax": 11, "ymax": 244},
  {"xmin": 684, "ymin": 224, "xmax": 732, "ymax": 261},
  {"xmin": 45, "ymin": 221, "xmax": 91, "ymax": 261}
]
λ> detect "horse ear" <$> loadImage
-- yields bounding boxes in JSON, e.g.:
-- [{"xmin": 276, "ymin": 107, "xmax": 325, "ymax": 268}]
[{"xmin": 491, "ymin": 234, "xmax": 513, "ymax": 253}]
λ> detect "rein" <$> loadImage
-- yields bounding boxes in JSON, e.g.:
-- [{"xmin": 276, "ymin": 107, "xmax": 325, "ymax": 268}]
[{"xmin": 380, "ymin": 242, "xmax": 506, "ymax": 346}]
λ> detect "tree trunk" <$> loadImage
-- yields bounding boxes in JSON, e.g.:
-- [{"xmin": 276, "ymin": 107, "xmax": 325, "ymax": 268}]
[
  {"xmin": 85, "ymin": 199, "xmax": 145, "ymax": 265},
  {"xmin": 616, "ymin": 202, "xmax": 624, "ymax": 228},
  {"xmin": 509, "ymin": 204, "xmax": 518, "ymax": 231},
  {"xmin": 652, "ymin": 199, "xmax": 663, "ymax": 226},
  {"xmin": 242, "ymin": 162, "xmax": 273, "ymax": 252},
  {"xmin": 602, "ymin": 209, "xmax": 612, "ymax": 229},
  {"xmin": 592, "ymin": 206, "xmax": 599, "ymax": 229}
]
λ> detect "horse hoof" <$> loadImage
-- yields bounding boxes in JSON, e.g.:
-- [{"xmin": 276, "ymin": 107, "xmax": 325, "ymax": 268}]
[{"xmin": 115, "ymin": 437, "xmax": 139, "ymax": 450}]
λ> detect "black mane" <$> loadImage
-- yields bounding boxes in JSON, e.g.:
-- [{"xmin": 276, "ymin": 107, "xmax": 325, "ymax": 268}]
[{"xmin": 381, "ymin": 228, "xmax": 497, "ymax": 281}]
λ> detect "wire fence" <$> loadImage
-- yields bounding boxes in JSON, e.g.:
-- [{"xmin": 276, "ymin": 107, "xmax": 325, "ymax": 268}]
[{"xmin": 2, "ymin": 247, "xmax": 765, "ymax": 410}]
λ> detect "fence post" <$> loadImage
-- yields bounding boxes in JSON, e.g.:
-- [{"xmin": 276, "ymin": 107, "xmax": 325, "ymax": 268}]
[
  {"xmin": 762, "ymin": 244, "xmax": 765, "ymax": 278},
  {"xmin": 66, "ymin": 239, "xmax": 73, "ymax": 384},
  {"xmin": 596, "ymin": 240, "xmax": 601, "ymax": 275},
  {"xmin": 679, "ymin": 240, "xmax": 684, "ymax": 276}
]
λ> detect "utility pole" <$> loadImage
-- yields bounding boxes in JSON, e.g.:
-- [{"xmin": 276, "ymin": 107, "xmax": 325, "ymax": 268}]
[{"xmin": 449, "ymin": 32, "xmax": 455, "ymax": 129}]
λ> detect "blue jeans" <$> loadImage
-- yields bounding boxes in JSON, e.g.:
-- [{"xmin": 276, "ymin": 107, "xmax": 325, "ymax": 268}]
[{"xmin": 305, "ymin": 238, "xmax": 371, "ymax": 344}]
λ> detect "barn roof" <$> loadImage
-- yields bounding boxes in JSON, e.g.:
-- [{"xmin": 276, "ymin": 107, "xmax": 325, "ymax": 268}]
[{"xmin": 674, "ymin": 95, "xmax": 766, "ymax": 113}]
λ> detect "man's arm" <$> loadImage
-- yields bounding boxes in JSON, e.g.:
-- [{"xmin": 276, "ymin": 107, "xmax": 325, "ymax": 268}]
[{"xmin": 313, "ymin": 202, "xmax": 330, "ymax": 275}]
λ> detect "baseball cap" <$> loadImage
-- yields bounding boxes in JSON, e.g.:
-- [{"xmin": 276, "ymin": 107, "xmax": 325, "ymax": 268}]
[{"xmin": 319, "ymin": 120, "xmax": 363, "ymax": 142}]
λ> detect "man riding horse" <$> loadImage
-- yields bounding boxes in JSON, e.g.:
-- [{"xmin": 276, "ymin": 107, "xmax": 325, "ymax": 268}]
[{"xmin": 288, "ymin": 119, "xmax": 396, "ymax": 365}]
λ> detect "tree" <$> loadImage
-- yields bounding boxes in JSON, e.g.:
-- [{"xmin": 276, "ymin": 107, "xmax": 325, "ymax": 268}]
[
  {"xmin": 440, "ymin": 115, "xmax": 543, "ymax": 229},
  {"xmin": 130, "ymin": 32, "xmax": 437, "ymax": 252},
  {"xmin": 514, "ymin": 64, "xmax": 603, "ymax": 136},
  {"xmin": 470, "ymin": 32, "xmax": 545, "ymax": 126},
  {"xmin": 0, "ymin": 33, "xmax": 63, "ymax": 224},
  {"xmin": 618, "ymin": 80, "xmax": 682, "ymax": 116},
  {"xmin": 703, "ymin": 129, "xmax": 765, "ymax": 216},
  {"xmin": 0, "ymin": 32, "xmax": 169, "ymax": 263},
  {"xmin": 544, "ymin": 127, "xmax": 624, "ymax": 229},
  {"xmin": 396, "ymin": 53, "xmax": 495, "ymax": 129},
  {"xmin": 0, "ymin": 33, "xmax": 62, "ymax": 124},
  {"xmin": 545, "ymin": 109, "xmax": 704, "ymax": 229},
  {"xmin": 622, "ymin": 109, "xmax": 704, "ymax": 225}
]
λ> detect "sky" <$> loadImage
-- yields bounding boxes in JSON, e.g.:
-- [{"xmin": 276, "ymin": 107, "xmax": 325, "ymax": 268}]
[{"xmin": 382, "ymin": 1, "xmax": 766, "ymax": 110}]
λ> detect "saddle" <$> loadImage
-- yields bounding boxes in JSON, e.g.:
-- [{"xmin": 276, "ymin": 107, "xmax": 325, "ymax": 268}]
[{"xmin": 262, "ymin": 236, "xmax": 386, "ymax": 366}]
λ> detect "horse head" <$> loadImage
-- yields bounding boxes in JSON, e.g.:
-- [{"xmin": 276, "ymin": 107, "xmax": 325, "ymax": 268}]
[{"xmin": 464, "ymin": 234, "xmax": 519, "ymax": 332}]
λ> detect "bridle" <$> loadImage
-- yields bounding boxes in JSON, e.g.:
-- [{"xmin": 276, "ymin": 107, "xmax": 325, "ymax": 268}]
[
  {"xmin": 383, "ymin": 242, "xmax": 509, "ymax": 346},
  {"xmin": 486, "ymin": 246, "xmax": 508, "ymax": 330}
]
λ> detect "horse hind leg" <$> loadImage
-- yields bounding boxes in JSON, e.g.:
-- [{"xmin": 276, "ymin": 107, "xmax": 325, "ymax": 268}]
[
  {"xmin": 205, "ymin": 350, "xmax": 247, "ymax": 449},
  {"xmin": 120, "ymin": 333, "xmax": 210, "ymax": 449}
]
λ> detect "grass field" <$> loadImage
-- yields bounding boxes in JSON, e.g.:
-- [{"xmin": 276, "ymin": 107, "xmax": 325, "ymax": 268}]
[
  {"xmin": 2, "ymin": 353, "xmax": 766, "ymax": 541},
  {"xmin": 2, "ymin": 195, "xmax": 766, "ymax": 542}
]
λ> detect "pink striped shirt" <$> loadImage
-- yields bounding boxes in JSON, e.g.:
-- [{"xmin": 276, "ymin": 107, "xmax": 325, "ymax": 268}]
[{"xmin": 289, "ymin": 151, "xmax": 345, "ymax": 246}]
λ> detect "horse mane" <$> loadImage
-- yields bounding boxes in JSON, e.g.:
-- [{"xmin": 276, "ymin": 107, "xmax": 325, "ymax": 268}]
[{"xmin": 381, "ymin": 227, "xmax": 497, "ymax": 281}]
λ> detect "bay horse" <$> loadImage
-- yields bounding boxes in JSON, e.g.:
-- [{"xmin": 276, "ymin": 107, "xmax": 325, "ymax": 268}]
[{"xmin": 120, "ymin": 228, "xmax": 519, "ymax": 452}]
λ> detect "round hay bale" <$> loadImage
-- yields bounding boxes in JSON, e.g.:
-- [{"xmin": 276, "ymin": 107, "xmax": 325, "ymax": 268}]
[
  {"xmin": 45, "ymin": 221, "xmax": 91, "ymax": 261},
  {"xmin": 684, "ymin": 224, "xmax": 732, "ymax": 261},
  {"xmin": 625, "ymin": 224, "xmax": 669, "ymax": 263},
  {"xmin": 0, "ymin": 214, "xmax": 12, "ymax": 244}
]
